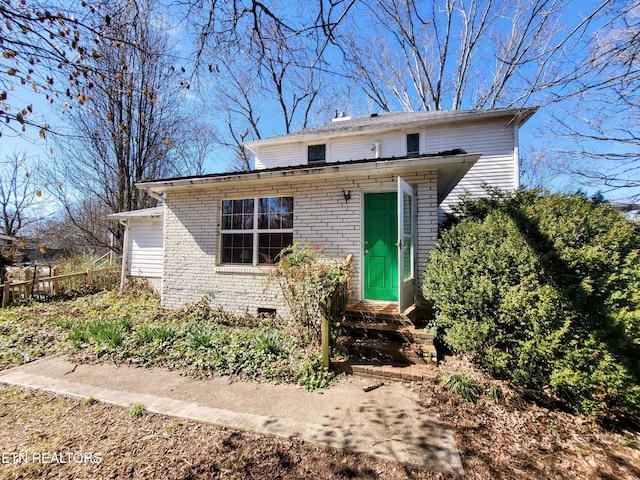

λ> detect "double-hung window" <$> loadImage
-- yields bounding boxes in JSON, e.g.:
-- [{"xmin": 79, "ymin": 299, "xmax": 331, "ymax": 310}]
[{"xmin": 220, "ymin": 196, "xmax": 294, "ymax": 265}]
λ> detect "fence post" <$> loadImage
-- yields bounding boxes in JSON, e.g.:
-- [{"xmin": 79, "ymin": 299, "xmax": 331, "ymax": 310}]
[
  {"xmin": 52, "ymin": 266, "xmax": 60, "ymax": 295},
  {"xmin": 321, "ymin": 297, "xmax": 331, "ymax": 368},
  {"xmin": 2, "ymin": 278, "xmax": 10, "ymax": 308},
  {"xmin": 24, "ymin": 269, "xmax": 33, "ymax": 301},
  {"xmin": 86, "ymin": 269, "xmax": 93, "ymax": 286}
]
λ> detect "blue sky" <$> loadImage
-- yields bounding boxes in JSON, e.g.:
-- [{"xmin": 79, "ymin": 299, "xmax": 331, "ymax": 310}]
[{"xmin": 3, "ymin": 0, "xmax": 637, "ymax": 203}]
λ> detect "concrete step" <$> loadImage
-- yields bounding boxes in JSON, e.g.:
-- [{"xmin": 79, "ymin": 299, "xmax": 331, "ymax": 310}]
[
  {"xmin": 337, "ymin": 337, "xmax": 431, "ymax": 365},
  {"xmin": 341, "ymin": 320, "xmax": 435, "ymax": 344},
  {"xmin": 338, "ymin": 302, "xmax": 437, "ymax": 377},
  {"xmin": 332, "ymin": 359, "xmax": 436, "ymax": 382}
]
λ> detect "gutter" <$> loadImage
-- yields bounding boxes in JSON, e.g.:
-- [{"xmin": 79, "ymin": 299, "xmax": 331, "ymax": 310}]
[{"xmin": 136, "ymin": 152, "xmax": 481, "ymax": 191}]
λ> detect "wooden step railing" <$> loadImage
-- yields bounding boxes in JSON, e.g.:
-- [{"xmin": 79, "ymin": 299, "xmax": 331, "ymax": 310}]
[{"xmin": 320, "ymin": 254, "xmax": 352, "ymax": 367}]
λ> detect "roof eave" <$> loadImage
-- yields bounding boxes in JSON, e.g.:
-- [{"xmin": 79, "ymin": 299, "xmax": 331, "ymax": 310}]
[
  {"xmin": 107, "ymin": 207, "xmax": 164, "ymax": 220},
  {"xmin": 136, "ymin": 153, "xmax": 481, "ymax": 204}
]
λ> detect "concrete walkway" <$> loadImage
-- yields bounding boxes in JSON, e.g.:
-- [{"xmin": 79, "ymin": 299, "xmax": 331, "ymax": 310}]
[{"xmin": 0, "ymin": 357, "xmax": 464, "ymax": 475}]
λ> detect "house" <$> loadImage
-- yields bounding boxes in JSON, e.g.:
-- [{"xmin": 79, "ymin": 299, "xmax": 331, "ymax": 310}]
[
  {"xmin": 135, "ymin": 107, "xmax": 537, "ymax": 317},
  {"xmin": 108, "ymin": 207, "xmax": 164, "ymax": 291},
  {"xmin": 0, "ymin": 234, "xmax": 18, "ymax": 245},
  {"xmin": 610, "ymin": 202, "xmax": 640, "ymax": 222}
]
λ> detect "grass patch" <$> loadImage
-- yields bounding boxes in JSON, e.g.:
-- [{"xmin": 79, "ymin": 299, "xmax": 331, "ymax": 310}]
[
  {"xmin": 440, "ymin": 372, "xmax": 484, "ymax": 404},
  {"xmin": 127, "ymin": 403, "xmax": 146, "ymax": 418},
  {"xmin": 0, "ymin": 290, "xmax": 335, "ymax": 390}
]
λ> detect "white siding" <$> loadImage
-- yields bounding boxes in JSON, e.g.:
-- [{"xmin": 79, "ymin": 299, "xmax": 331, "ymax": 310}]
[
  {"xmin": 253, "ymin": 120, "xmax": 519, "ymax": 218},
  {"xmin": 255, "ymin": 131, "xmax": 410, "ymax": 169},
  {"xmin": 128, "ymin": 218, "xmax": 163, "ymax": 278},
  {"xmin": 255, "ymin": 143, "xmax": 304, "ymax": 169},
  {"xmin": 330, "ymin": 131, "xmax": 404, "ymax": 161},
  {"xmin": 424, "ymin": 120, "xmax": 517, "ymax": 215}
]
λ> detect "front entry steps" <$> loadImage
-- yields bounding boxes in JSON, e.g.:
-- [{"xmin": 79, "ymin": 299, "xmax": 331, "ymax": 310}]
[{"xmin": 332, "ymin": 302, "xmax": 437, "ymax": 382}]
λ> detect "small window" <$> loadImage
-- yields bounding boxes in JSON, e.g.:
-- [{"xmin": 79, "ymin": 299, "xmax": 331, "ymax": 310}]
[
  {"xmin": 308, "ymin": 144, "xmax": 326, "ymax": 163},
  {"xmin": 406, "ymin": 133, "xmax": 420, "ymax": 156}
]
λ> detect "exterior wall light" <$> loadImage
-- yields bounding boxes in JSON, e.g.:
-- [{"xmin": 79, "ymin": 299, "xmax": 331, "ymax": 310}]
[{"xmin": 343, "ymin": 189, "xmax": 351, "ymax": 203}]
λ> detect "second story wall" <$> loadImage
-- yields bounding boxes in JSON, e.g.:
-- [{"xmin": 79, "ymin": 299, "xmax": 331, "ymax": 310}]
[
  {"xmin": 253, "ymin": 117, "xmax": 518, "ymax": 212},
  {"xmin": 426, "ymin": 120, "xmax": 518, "ymax": 213}
]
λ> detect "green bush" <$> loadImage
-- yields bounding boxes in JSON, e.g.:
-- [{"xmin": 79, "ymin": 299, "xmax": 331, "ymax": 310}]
[
  {"xmin": 296, "ymin": 355, "xmax": 336, "ymax": 391},
  {"xmin": 423, "ymin": 189, "xmax": 640, "ymax": 420},
  {"xmin": 266, "ymin": 243, "xmax": 350, "ymax": 343}
]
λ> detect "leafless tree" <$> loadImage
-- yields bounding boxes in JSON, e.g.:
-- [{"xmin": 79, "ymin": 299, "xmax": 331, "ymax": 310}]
[
  {"xmin": 183, "ymin": 0, "xmax": 356, "ymax": 69},
  {"xmin": 0, "ymin": 1, "xmax": 125, "ymax": 138},
  {"xmin": 209, "ymin": 46, "xmax": 323, "ymax": 168},
  {"xmin": 44, "ymin": 0, "xmax": 192, "ymax": 250},
  {"xmin": 0, "ymin": 152, "xmax": 41, "ymax": 238},
  {"xmin": 186, "ymin": 0, "xmax": 355, "ymax": 171},
  {"xmin": 168, "ymin": 122, "xmax": 219, "ymax": 177},
  {"xmin": 344, "ymin": 0, "xmax": 611, "ymax": 112},
  {"xmin": 546, "ymin": 0, "xmax": 640, "ymax": 198}
]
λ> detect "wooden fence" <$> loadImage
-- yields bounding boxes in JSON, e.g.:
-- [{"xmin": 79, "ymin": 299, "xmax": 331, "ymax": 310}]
[{"xmin": 1, "ymin": 266, "xmax": 120, "ymax": 308}]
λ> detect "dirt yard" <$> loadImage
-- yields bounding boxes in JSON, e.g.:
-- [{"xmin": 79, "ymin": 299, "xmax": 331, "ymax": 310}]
[{"xmin": 0, "ymin": 374, "xmax": 638, "ymax": 479}]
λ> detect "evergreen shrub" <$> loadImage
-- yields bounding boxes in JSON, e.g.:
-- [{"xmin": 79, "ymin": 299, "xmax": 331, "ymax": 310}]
[{"xmin": 423, "ymin": 189, "xmax": 640, "ymax": 421}]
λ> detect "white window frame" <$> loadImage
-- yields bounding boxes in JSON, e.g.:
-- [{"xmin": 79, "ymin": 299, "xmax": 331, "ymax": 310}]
[
  {"xmin": 220, "ymin": 196, "xmax": 294, "ymax": 266},
  {"xmin": 406, "ymin": 132, "xmax": 420, "ymax": 156},
  {"xmin": 307, "ymin": 143, "xmax": 327, "ymax": 164}
]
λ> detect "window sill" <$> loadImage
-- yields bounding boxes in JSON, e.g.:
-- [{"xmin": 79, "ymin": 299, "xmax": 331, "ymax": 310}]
[{"xmin": 215, "ymin": 265, "xmax": 275, "ymax": 275}]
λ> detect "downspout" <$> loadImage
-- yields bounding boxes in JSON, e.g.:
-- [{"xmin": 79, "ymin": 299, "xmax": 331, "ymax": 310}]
[
  {"xmin": 119, "ymin": 219, "xmax": 130, "ymax": 290},
  {"xmin": 143, "ymin": 187, "xmax": 165, "ymax": 203},
  {"xmin": 514, "ymin": 125, "xmax": 521, "ymax": 189}
]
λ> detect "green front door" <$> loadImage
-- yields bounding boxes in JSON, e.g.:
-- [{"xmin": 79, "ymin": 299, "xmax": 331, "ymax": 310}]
[{"xmin": 364, "ymin": 192, "xmax": 398, "ymax": 301}]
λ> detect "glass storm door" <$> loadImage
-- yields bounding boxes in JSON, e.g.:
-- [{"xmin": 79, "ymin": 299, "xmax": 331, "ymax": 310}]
[{"xmin": 398, "ymin": 177, "xmax": 415, "ymax": 312}]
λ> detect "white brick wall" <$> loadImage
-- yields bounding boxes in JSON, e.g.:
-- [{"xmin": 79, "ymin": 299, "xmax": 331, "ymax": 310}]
[{"xmin": 161, "ymin": 171, "xmax": 438, "ymax": 317}]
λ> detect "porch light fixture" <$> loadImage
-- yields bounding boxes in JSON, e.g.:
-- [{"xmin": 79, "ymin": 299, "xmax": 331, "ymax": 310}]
[{"xmin": 343, "ymin": 189, "xmax": 351, "ymax": 203}]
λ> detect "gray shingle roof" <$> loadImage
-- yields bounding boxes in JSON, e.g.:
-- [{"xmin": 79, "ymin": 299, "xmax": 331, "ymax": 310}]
[{"xmin": 244, "ymin": 107, "xmax": 538, "ymax": 149}]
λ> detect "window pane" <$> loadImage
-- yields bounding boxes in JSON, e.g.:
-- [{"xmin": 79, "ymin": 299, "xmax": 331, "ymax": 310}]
[
  {"xmin": 222, "ymin": 198, "xmax": 253, "ymax": 230},
  {"xmin": 258, "ymin": 196, "xmax": 294, "ymax": 230},
  {"xmin": 403, "ymin": 191, "xmax": 413, "ymax": 279},
  {"xmin": 258, "ymin": 198, "xmax": 269, "ymax": 228},
  {"xmin": 407, "ymin": 133, "xmax": 419, "ymax": 155},
  {"xmin": 280, "ymin": 196, "xmax": 293, "ymax": 213},
  {"xmin": 221, "ymin": 200, "xmax": 232, "ymax": 229},
  {"xmin": 280, "ymin": 213, "xmax": 292, "ymax": 229},
  {"xmin": 244, "ymin": 199, "xmax": 254, "ymax": 214},
  {"xmin": 308, "ymin": 144, "xmax": 326, "ymax": 163},
  {"xmin": 221, "ymin": 234, "xmax": 253, "ymax": 264},
  {"xmin": 258, "ymin": 233, "xmax": 293, "ymax": 264}
]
